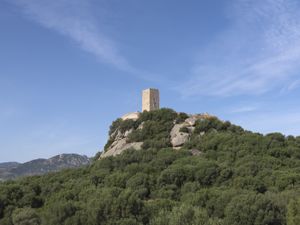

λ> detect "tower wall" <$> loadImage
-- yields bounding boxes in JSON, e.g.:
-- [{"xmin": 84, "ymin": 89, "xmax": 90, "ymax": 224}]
[{"xmin": 142, "ymin": 88, "xmax": 159, "ymax": 111}]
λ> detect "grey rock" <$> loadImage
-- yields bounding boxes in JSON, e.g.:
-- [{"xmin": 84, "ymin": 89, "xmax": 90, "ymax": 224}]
[
  {"xmin": 189, "ymin": 149, "xmax": 202, "ymax": 156},
  {"xmin": 124, "ymin": 129, "xmax": 133, "ymax": 138},
  {"xmin": 187, "ymin": 126, "xmax": 195, "ymax": 133},
  {"xmin": 101, "ymin": 140, "xmax": 143, "ymax": 158},
  {"xmin": 170, "ymin": 124, "xmax": 190, "ymax": 147},
  {"xmin": 110, "ymin": 128, "xmax": 133, "ymax": 141},
  {"xmin": 137, "ymin": 122, "xmax": 144, "ymax": 130},
  {"xmin": 115, "ymin": 130, "xmax": 124, "ymax": 141},
  {"xmin": 102, "ymin": 125, "xmax": 143, "ymax": 159},
  {"xmin": 121, "ymin": 112, "xmax": 140, "ymax": 120},
  {"xmin": 185, "ymin": 113, "xmax": 214, "ymax": 126},
  {"xmin": 185, "ymin": 117, "xmax": 198, "ymax": 126}
]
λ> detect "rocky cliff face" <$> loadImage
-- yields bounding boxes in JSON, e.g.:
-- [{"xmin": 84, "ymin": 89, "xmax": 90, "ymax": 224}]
[
  {"xmin": 100, "ymin": 120, "xmax": 145, "ymax": 158},
  {"xmin": 100, "ymin": 128, "xmax": 143, "ymax": 158},
  {"xmin": 101, "ymin": 112, "xmax": 215, "ymax": 158}
]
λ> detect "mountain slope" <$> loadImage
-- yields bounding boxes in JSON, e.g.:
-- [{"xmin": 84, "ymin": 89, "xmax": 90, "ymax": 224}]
[
  {"xmin": 0, "ymin": 162, "xmax": 20, "ymax": 170},
  {"xmin": 0, "ymin": 108, "xmax": 299, "ymax": 225},
  {"xmin": 0, "ymin": 154, "xmax": 90, "ymax": 180}
]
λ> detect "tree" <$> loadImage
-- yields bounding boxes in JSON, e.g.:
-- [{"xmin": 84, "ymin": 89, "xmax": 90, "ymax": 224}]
[
  {"xmin": 12, "ymin": 208, "xmax": 41, "ymax": 225},
  {"xmin": 150, "ymin": 204, "xmax": 208, "ymax": 225},
  {"xmin": 224, "ymin": 193, "xmax": 285, "ymax": 225},
  {"xmin": 0, "ymin": 197, "xmax": 5, "ymax": 219},
  {"xmin": 287, "ymin": 198, "xmax": 300, "ymax": 225}
]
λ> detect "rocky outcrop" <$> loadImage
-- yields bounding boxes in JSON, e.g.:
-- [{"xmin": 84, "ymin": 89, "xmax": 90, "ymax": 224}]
[
  {"xmin": 169, "ymin": 113, "xmax": 215, "ymax": 148},
  {"xmin": 170, "ymin": 124, "xmax": 190, "ymax": 147},
  {"xmin": 121, "ymin": 112, "xmax": 140, "ymax": 121},
  {"xmin": 101, "ymin": 127, "xmax": 143, "ymax": 158},
  {"xmin": 185, "ymin": 113, "xmax": 214, "ymax": 126},
  {"xmin": 185, "ymin": 116, "xmax": 198, "ymax": 126},
  {"xmin": 101, "ymin": 112, "xmax": 215, "ymax": 158},
  {"xmin": 100, "ymin": 140, "xmax": 143, "ymax": 158}
]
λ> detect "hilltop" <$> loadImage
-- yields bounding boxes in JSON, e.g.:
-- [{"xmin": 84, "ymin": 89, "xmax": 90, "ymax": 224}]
[
  {"xmin": 101, "ymin": 109, "xmax": 232, "ymax": 158},
  {"xmin": 0, "ymin": 108, "xmax": 299, "ymax": 225}
]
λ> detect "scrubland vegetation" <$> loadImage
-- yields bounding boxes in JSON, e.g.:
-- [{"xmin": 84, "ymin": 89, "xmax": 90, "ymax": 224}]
[{"xmin": 1, "ymin": 109, "xmax": 300, "ymax": 225}]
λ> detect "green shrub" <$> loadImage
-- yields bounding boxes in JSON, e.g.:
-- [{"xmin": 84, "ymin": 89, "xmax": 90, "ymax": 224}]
[
  {"xmin": 12, "ymin": 207, "xmax": 41, "ymax": 225},
  {"xmin": 109, "ymin": 118, "xmax": 123, "ymax": 135},
  {"xmin": 175, "ymin": 113, "xmax": 189, "ymax": 124},
  {"xmin": 179, "ymin": 127, "xmax": 189, "ymax": 133},
  {"xmin": 287, "ymin": 198, "xmax": 300, "ymax": 225}
]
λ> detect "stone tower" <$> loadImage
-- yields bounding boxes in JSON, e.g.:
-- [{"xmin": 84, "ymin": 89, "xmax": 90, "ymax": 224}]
[{"xmin": 142, "ymin": 88, "xmax": 160, "ymax": 111}]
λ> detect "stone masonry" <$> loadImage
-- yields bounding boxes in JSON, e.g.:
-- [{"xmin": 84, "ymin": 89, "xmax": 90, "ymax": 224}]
[{"xmin": 142, "ymin": 88, "xmax": 160, "ymax": 111}]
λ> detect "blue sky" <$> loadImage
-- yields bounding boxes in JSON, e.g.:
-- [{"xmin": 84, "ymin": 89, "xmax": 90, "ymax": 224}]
[{"xmin": 1, "ymin": 0, "xmax": 300, "ymax": 162}]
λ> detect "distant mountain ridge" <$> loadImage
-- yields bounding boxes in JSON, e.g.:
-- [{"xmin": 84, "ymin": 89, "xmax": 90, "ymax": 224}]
[
  {"xmin": 0, "ymin": 162, "xmax": 20, "ymax": 170},
  {"xmin": 0, "ymin": 154, "xmax": 90, "ymax": 180}
]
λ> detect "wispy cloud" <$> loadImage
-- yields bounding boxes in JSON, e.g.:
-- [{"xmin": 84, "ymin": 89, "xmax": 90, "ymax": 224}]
[
  {"xmin": 281, "ymin": 79, "xmax": 300, "ymax": 93},
  {"xmin": 229, "ymin": 105, "xmax": 258, "ymax": 114},
  {"xmin": 178, "ymin": 0, "xmax": 300, "ymax": 97},
  {"xmin": 8, "ymin": 0, "xmax": 137, "ymax": 73}
]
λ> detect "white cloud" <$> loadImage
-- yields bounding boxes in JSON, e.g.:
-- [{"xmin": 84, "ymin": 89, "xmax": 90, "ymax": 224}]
[
  {"xmin": 9, "ymin": 0, "xmax": 136, "ymax": 73},
  {"xmin": 178, "ymin": 0, "xmax": 300, "ymax": 97}
]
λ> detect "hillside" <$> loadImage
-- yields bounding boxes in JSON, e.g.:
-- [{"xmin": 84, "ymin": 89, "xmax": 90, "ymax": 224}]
[
  {"xmin": 0, "ymin": 154, "xmax": 90, "ymax": 181},
  {"xmin": 0, "ymin": 108, "xmax": 300, "ymax": 225},
  {"xmin": 0, "ymin": 162, "xmax": 19, "ymax": 169},
  {"xmin": 0, "ymin": 162, "xmax": 20, "ymax": 171},
  {"xmin": 0, "ymin": 163, "xmax": 20, "ymax": 181}
]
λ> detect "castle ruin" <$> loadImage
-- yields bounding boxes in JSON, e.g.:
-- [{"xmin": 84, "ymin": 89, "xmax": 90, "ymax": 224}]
[{"xmin": 142, "ymin": 88, "xmax": 160, "ymax": 111}]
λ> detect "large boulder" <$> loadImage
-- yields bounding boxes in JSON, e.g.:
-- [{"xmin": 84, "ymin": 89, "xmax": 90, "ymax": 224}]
[
  {"xmin": 121, "ymin": 112, "xmax": 140, "ymax": 120},
  {"xmin": 101, "ymin": 139, "xmax": 143, "ymax": 158},
  {"xmin": 185, "ymin": 117, "xmax": 198, "ymax": 126},
  {"xmin": 170, "ymin": 124, "xmax": 190, "ymax": 147},
  {"xmin": 101, "ymin": 126, "xmax": 143, "ymax": 158}
]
